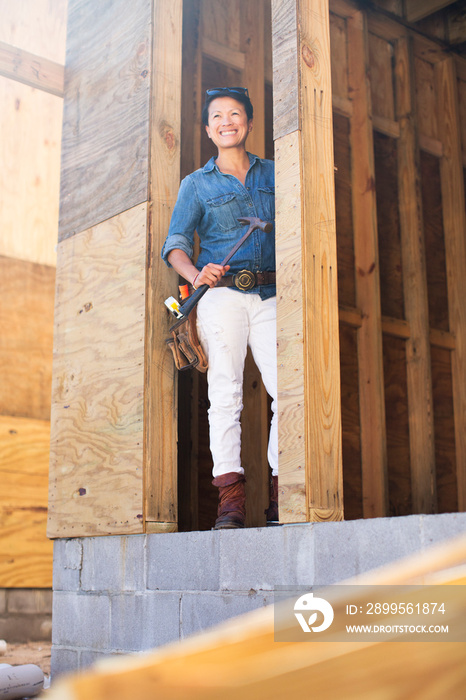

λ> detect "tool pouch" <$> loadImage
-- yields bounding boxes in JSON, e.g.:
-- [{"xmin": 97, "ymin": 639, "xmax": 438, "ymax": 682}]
[{"xmin": 166, "ymin": 307, "xmax": 208, "ymax": 373}]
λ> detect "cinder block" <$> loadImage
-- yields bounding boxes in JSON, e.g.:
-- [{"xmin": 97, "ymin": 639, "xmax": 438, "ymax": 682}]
[
  {"xmin": 52, "ymin": 592, "xmax": 110, "ymax": 650},
  {"xmin": 53, "ymin": 539, "xmax": 83, "ymax": 591},
  {"xmin": 79, "ymin": 649, "xmax": 116, "ymax": 671},
  {"xmin": 51, "ymin": 647, "xmax": 79, "ymax": 679},
  {"xmin": 354, "ymin": 515, "xmax": 423, "ymax": 576},
  {"xmin": 420, "ymin": 512, "xmax": 466, "ymax": 549},
  {"xmin": 219, "ymin": 527, "xmax": 288, "ymax": 591},
  {"xmin": 81, "ymin": 535, "xmax": 145, "ymax": 592},
  {"xmin": 282, "ymin": 524, "xmax": 316, "ymax": 586},
  {"xmin": 180, "ymin": 591, "xmax": 268, "ymax": 639},
  {"xmin": 8, "ymin": 589, "xmax": 53, "ymax": 614},
  {"xmin": 313, "ymin": 520, "xmax": 359, "ymax": 585},
  {"xmin": 147, "ymin": 531, "xmax": 220, "ymax": 591},
  {"xmin": 110, "ymin": 592, "xmax": 181, "ymax": 651}
]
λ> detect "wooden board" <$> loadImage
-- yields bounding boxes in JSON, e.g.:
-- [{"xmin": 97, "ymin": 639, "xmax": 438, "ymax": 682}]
[
  {"xmin": 0, "ymin": 76, "xmax": 62, "ymax": 266},
  {"xmin": 339, "ymin": 324, "xmax": 362, "ymax": 520},
  {"xmin": 48, "ymin": 204, "xmax": 147, "ymax": 538},
  {"xmin": 275, "ymin": 130, "xmax": 307, "ymax": 521},
  {"xmin": 0, "ymin": 0, "xmax": 67, "ymax": 64},
  {"xmin": 395, "ymin": 36, "xmax": 436, "ymax": 514},
  {"xmin": 368, "ymin": 33, "xmax": 395, "ymax": 120},
  {"xmin": 0, "ymin": 40, "xmax": 64, "ymax": 97},
  {"xmin": 333, "ymin": 113, "xmax": 356, "ymax": 307},
  {"xmin": 0, "ymin": 415, "xmax": 52, "ymax": 587},
  {"xmin": 271, "ymin": 0, "xmax": 300, "ymax": 139},
  {"xmin": 348, "ymin": 10, "xmax": 388, "ymax": 518},
  {"xmin": 431, "ymin": 346, "xmax": 457, "ymax": 513},
  {"xmin": 46, "ymin": 533, "xmax": 466, "ymax": 700},
  {"xmin": 329, "ymin": 13, "xmax": 348, "ymax": 102},
  {"xmin": 59, "ymin": 0, "xmax": 151, "ymax": 239},
  {"xmin": 144, "ymin": 0, "xmax": 183, "ymax": 529},
  {"xmin": 0, "ymin": 256, "xmax": 55, "ymax": 421},
  {"xmin": 436, "ymin": 57, "xmax": 466, "ymax": 511},
  {"xmin": 414, "ymin": 57, "xmax": 438, "ymax": 140}
]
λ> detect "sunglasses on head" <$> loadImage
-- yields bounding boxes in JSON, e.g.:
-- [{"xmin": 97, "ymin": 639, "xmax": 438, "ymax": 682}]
[{"xmin": 206, "ymin": 87, "xmax": 249, "ymax": 98}]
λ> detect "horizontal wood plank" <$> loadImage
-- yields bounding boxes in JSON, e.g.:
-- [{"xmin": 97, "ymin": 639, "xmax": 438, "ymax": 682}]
[
  {"xmin": 0, "ymin": 257, "xmax": 55, "ymax": 420},
  {"xmin": 0, "ymin": 40, "xmax": 64, "ymax": 96},
  {"xmin": 202, "ymin": 37, "xmax": 245, "ymax": 70},
  {"xmin": 48, "ymin": 204, "xmax": 147, "ymax": 538}
]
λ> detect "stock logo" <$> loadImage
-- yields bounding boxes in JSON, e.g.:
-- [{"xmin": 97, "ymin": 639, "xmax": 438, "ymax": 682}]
[{"xmin": 294, "ymin": 592, "xmax": 334, "ymax": 633}]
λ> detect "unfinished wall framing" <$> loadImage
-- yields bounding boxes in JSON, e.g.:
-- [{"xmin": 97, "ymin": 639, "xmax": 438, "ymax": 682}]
[{"xmin": 47, "ymin": 0, "xmax": 466, "ymax": 538}]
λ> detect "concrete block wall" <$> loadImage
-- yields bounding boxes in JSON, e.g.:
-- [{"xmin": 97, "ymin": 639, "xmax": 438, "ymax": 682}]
[
  {"xmin": 52, "ymin": 513, "xmax": 466, "ymax": 677},
  {"xmin": 0, "ymin": 589, "xmax": 52, "ymax": 642}
]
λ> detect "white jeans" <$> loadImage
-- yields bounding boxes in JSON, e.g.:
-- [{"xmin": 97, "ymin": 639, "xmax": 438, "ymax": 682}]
[{"xmin": 196, "ymin": 287, "xmax": 278, "ymax": 478}]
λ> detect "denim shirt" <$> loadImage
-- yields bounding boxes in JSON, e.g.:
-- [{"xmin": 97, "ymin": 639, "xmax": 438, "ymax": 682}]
[{"xmin": 161, "ymin": 152, "xmax": 275, "ymax": 299}]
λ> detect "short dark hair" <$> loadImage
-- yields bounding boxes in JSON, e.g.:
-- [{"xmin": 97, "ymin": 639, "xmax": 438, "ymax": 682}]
[{"xmin": 202, "ymin": 87, "xmax": 253, "ymax": 126}]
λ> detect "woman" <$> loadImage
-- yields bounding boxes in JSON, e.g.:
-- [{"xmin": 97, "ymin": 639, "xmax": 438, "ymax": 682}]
[{"xmin": 162, "ymin": 87, "xmax": 278, "ymax": 529}]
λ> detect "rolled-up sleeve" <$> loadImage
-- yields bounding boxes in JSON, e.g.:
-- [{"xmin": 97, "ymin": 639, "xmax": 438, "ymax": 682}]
[{"xmin": 161, "ymin": 176, "xmax": 202, "ymax": 266}]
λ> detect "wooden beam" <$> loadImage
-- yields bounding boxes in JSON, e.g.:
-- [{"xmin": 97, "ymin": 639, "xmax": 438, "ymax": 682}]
[
  {"xmin": 405, "ymin": 0, "xmax": 457, "ymax": 24},
  {"xmin": 436, "ymin": 57, "xmax": 466, "ymax": 511},
  {"xmin": 395, "ymin": 36, "xmax": 436, "ymax": 514},
  {"xmin": 273, "ymin": 0, "xmax": 343, "ymax": 523},
  {"xmin": 347, "ymin": 10, "xmax": 388, "ymax": 518},
  {"xmin": 0, "ymin": 40, "xmax": 64, "ymax": 97},
  {"xmin": 202, "ymin": 38, "xmax": 245, "ymax": 71},
  {"xmin": 144, "ymin": 0, "xmax": 183, "ymax": 529},
  {"xmin": 240, "ymin": 0, "xmax": 269, "ymax": 528}
]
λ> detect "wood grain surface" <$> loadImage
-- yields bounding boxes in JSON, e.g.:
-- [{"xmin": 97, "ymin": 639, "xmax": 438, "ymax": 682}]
[
  {"xmin": 0, "ymin": 256, "xmax": 55, "ymax": 420},
  {"xmin": 348, "ymin": 10, "xmax": 388, "ymax": 518},
  {"xmin": 0, "ymin": 40, "xmax": 64, "ymax": 97},
  {"xmin": 48, "ymin": 204, "xmax": 147, "ymax": 538},
  {"xmin": 59, "ymin": 0, "xmax": 151, "ymax": 239},
  {"xmin": 0, "ymin": 76, "xmax": 62, "ymax": 266},
  {"xmin": 0, "ymin": 415, "xmax": 52, "ymax": 587}
]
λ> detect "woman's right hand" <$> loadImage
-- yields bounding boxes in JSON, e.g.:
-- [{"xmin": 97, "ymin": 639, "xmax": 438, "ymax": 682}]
[{"xmin": 195, "ymin": 263, "xmax": 230, "ymax": 289}]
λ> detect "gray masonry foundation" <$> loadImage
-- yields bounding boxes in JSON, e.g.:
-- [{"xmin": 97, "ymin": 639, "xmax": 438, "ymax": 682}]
[{"xmin": 51, "ymin": 512, "xmax": 466, "ymax": 678}]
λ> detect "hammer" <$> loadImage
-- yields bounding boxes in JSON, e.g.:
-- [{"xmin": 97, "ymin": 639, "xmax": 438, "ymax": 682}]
[{"xmin": 169, "ymin": 216, "xmax": 273, "ymax": 330}]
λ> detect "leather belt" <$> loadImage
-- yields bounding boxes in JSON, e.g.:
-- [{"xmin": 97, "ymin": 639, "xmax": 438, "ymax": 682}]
[{"xmin": 217, "ymin": 270, "xmax": 276, "ymax": 291}]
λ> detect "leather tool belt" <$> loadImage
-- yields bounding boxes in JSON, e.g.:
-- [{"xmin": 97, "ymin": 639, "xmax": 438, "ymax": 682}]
[
  {"xmin": 166, "ymin": 306, "xmax": 208, "ymax": 373},
  {"xmin": 217, "ymin": 270, "xmax": 276, "ymax": 291}
]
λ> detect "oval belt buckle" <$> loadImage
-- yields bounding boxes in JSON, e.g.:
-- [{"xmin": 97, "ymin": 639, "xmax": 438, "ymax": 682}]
[{"xmin": 234, "ymin": 269, "xmax": 256, "ymax": 291}]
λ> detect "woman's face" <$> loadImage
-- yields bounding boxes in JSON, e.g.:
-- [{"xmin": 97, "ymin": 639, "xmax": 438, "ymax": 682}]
[{"xmin": 205, "ymin": 96, "xmax": 252, "ymax": 151}]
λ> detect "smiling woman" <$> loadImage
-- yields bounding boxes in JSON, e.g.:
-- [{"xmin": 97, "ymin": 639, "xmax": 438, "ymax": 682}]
[{"xmin": 161, "ymin": 87, "xmax": 278, "ymax": 530}]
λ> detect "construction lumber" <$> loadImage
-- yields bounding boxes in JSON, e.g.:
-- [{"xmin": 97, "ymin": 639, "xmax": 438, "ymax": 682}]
[
  {"xmin": 48, "ymin": 205, "xmax": 147, "ymax": 538},
  {"xmin": 347, "ymin": 10, "xmax": 388, "ymax": 517},
  {"xmin": 144, "ymin": 0, "xmax": 183, "ymax": 530},
  {"xmin": 0, "ymin": 76, "xmax": 62, "ymax": 267},
  {"xmin": 0, "ymin": 256, "xmax": 55, "ymax": 420},
  {"xmin": 0, "ymin": 41, "xmax": 64, "ymax": 97},
  {"xmin": 405, "ymin": 0, "xmax": 455, "ymax": 24},
  {"xmin": 59, "ymin": 0, "xmax": 152, "ymax": 239},
  {"xmin": 46, "ymin": 533, "xmax": 466, "ymax": 700},
  {"xmin": 395, "ymin": 37, "xmax": 436, "ymax": 514},
  {"xmin": 436, "ymin": 57, "xmax": 466, "ymax": 510},
  {"xmin": 273, "ymin": 0, "xmax": 343, "ymax": 522},
  {"xmin": 0, "ymin": 415, "xmax": 52, "ymax": 587}
]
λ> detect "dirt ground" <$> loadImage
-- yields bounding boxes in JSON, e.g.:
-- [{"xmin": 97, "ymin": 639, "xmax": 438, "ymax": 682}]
[{"xmin": 0, "ymin": 641, "xmax": 51, "ymax": 676}]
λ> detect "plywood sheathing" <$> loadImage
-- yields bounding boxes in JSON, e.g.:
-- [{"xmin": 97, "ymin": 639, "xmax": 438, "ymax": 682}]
[
  {"xmin": 58, "ymin": 0, "xmax": 152, "ymax": 240},
  {"xmin": 48, "ymin": 205, "xmax": 147, "ymax": 538}
]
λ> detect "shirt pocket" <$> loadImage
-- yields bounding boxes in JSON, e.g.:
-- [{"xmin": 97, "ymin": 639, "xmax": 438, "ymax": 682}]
[
  {"xmin": 257, "ymin": 186, "xmax": 275, "ymax": 223},
  {"xmin": 206, "ymin": 192, "xmax": 241, "ymax": 232}
]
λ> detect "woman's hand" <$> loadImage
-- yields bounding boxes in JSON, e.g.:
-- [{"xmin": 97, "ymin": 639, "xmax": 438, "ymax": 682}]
[{"xmin": 195, "ymin": 263, "xmax": 230, "ymax": 289}]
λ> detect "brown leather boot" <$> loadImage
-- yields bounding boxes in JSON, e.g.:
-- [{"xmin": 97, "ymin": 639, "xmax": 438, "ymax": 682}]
[
  {"xmin": 264, "ymin": 475, "xmax": 279, "ymax": 525},
  {"xmin": 212, "ymin": 472, "xmax": 246, "ymax": 529}
]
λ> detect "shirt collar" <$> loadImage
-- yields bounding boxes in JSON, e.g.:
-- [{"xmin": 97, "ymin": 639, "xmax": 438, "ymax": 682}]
[{"xmin": 202, "ymin": 152, "xmax": 259, "ymax": 173}]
